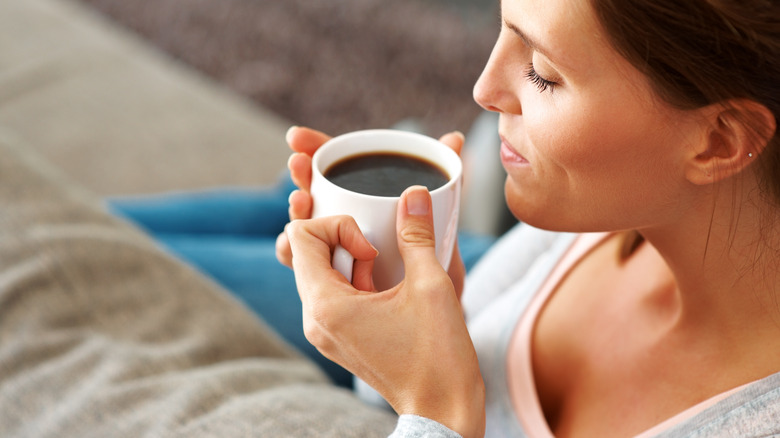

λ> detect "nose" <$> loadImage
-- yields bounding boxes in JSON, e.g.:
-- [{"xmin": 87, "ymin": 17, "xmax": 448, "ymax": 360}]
[{"xmin": 473, "ymin": 34, "xmax": 522, "ymax": 115}]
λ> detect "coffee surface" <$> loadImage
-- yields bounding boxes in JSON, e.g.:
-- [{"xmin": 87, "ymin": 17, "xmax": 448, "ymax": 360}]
[{"xmin": 324, "ymin": 152, "xmax": 449, "ymax": 197}]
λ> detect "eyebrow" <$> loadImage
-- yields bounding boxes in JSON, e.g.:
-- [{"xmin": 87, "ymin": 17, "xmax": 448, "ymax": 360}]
[{"xmin": 504, "ymin": 19, "xmax": 555, "ymax": 61}]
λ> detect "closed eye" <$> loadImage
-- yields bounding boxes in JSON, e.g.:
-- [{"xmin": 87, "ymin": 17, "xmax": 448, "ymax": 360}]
[{"xmin": 525, "ymin": 63, "xmax": 557, "ymax": 93}]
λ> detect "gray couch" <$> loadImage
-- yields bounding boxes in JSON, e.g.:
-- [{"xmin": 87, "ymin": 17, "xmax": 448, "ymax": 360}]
[
  {"xmin": 0, "ymin": 0, "xmax": 399, "ymax": 436},
  {"xmin": 1, "ymin": 0, "xmax": 291, "ymax": 197}
]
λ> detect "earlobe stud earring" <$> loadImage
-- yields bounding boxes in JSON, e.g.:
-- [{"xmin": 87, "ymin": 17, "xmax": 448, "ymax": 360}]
[{"xmin": 748, "ymin": 153, "xmax": 754, "ymax": 158}]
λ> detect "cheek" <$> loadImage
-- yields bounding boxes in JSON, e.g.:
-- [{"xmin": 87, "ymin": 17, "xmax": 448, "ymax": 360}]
[
  {"xmin": 528, "ymin": 92, "xmax": 675, "ymax": 178},
  {"xmin": 524, "ymin": 99, "xmax": 606, "ymax": 174},
  {"xmin": 521, "ymin": 95, "xmax": 687, "ymax": 229}
]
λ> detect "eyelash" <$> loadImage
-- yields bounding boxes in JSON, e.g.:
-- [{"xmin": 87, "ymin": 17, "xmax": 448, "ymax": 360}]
[{"xmin": 524, "ymin": 64, "xmax": 557, "ymax": 93}]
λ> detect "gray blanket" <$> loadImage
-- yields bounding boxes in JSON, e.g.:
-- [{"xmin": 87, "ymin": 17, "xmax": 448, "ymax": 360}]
[{"xmin": 0, "ymin": 133, "xmax": 397, "ymax": 436}]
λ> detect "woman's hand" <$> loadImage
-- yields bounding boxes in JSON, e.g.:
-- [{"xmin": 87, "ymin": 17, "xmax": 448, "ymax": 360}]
[
  {"xmin": 286, "ymin": 187, "xmax": 486, "ymax": 437},
  {"xmin": 275, "ymin": 126, "xmax": 467, "ymax": 298}
]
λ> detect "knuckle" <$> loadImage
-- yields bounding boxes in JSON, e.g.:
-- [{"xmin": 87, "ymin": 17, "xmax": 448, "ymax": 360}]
[
  {"xmin": 417, "ymin": 275, "xmax": 453, "ymax": 294},
  {"xmin": 301, "ymin": 301, "xmax": 343, "ymax": 354},
  {"xmin": 406, "ymin": 273, "xmax": 455, "ymax": 303},
  {"xmin": 285, "ymin": 220, "xmax": 305, "ymax": 239},
  {"xmin": 302, "ymin": 319, "xmax": 331, "ymax": 351},
  {"xmin": 275, "ymin": 233, "xmax": 292, "ymax": 266},
  {"xmin": 399, "ymin": 223, "xmax": 435, "ymax": 246}
]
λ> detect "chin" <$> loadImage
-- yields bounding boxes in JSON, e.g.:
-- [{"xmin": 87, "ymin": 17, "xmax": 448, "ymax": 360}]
[
  {"xmin": 503, "ymin": 180, "xmax": 594, "ymax": 233},
  {"xmin": 503, "ymin": 180, "xmax": 554, "ymax": 229}
]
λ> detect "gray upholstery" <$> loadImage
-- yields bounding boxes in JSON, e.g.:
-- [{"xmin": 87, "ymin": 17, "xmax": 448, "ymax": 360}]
[
  {"xmin": 0, "ymin": 129, "xmax": 397, "ymax": 437},
  {"xmin": 0, "ymin": 0, "xmax": 398, "ymax": 435},
  {"xmin": 0, "ymin": 0, "xmax": 291, "ymax": 197}
]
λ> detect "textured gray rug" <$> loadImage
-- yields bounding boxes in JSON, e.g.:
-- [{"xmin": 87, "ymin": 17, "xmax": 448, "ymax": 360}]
[{"xmin": 74, "ymin": 0, "xmax": 498, "ymax": 136}]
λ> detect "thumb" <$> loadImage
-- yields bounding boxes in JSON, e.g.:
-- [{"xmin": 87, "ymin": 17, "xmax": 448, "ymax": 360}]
[{"xmin": 396, "ymin": 186, "xmax": 441, "ymax": 279}]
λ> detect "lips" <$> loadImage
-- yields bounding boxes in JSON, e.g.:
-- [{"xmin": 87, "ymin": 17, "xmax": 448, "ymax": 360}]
[{"xmin": 500, "ymin": 137, "xmax": 529, "ymax": 165}]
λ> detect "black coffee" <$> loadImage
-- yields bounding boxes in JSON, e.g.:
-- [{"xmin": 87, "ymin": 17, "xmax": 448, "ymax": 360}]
[{"xmin": 324, "ymin": 152, "xmax": 450, "ymax": 197}]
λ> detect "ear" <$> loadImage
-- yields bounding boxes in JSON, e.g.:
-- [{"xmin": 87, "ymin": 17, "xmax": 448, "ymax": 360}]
[{"xmin": 685, "ymin": 100, "xmax": 776, "ymax": 186}]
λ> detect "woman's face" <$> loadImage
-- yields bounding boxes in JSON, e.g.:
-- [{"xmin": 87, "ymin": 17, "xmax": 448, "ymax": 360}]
[{"xmin": 474, "ymin": 0, "xmax": 705, "ymax": 232}]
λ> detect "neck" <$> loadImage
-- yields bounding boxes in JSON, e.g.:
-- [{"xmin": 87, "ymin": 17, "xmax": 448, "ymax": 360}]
[{"xmin": 639, "ymin": 176, "xmax": 780, "ymax": 345}]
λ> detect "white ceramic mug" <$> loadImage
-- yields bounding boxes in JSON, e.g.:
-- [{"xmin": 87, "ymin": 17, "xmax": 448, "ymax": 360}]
[{"xmin": 310, "ymin": 129, "xmax": 462, "ymax": 290}]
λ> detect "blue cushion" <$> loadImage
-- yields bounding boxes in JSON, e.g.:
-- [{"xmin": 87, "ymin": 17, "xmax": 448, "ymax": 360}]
[{"xmin": 107, "ymin": 175, "xmax": 495, "ymax": 388}]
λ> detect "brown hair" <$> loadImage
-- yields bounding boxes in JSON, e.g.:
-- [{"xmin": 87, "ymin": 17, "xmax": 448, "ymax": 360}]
[{"xmin": 591, "ymin": 0, "xmax": 780, "ymax": 202}]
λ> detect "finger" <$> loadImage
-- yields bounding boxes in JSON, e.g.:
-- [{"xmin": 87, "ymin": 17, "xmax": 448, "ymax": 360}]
[
  {"xmin": 395, "ymin": 186, "xmax": 444, "ymax": 281},
  {"xmin": 288, "ymin": 189, "xmax": 312, "ymax": 221},
  {"xmin": 448, "ymin": 239, "xmax": 466, "ymax": 301},
  {"xmin": 438, "ymin": 130, "xmax": 465, "ymax": 156},
  {"xmin": 276, "ymin": 228, "xmax": 293, "ymax": 268},
  {"xmin": 288, "ymin": 217, "xmax": 378, "ymax": 294},
  {"xmin": 286, "ymin": 126, "xmax": 332, "ymax": 155},
  {"xmin": 288, "ymin": 153, "xmax": 312, "ymax": 191},
  {"xmin": 352, "ymin": 258, "xmax": 376, "ymax": 292}
]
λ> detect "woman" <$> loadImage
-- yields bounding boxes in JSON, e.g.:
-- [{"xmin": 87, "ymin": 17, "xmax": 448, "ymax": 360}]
[{"xmin": 277, "ymin": 0, "xmax": 779, "ymax": 436}]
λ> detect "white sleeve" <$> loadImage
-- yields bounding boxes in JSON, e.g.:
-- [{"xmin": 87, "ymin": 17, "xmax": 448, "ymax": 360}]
[
  {"xmin": 388, "ymin": 415, "xmax": 463, "ymax": 438},
  {"xmin": 461, "ymin": 223, "xmax": 564, "ymax": 320}
]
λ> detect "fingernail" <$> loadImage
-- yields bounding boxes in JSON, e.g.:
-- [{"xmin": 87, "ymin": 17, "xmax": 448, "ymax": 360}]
[
  {"xmin": 452, "ymin": 130, "xmax": 465, "ymax": 142},
  {"xmin": 405, "ymin": 187, "xmax": 430, "ymax": 216},
  {"xmin": 285, "ymin": 125, "xmax": 298, "ymax": 144}
]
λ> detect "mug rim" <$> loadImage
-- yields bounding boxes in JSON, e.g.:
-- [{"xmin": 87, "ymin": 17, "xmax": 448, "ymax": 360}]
[{"xmin": 311, "ymin": 129, "xmax": 463, "ymax": 201}]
